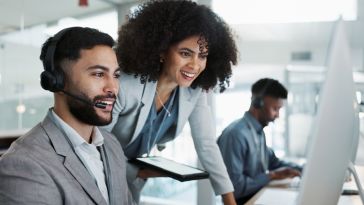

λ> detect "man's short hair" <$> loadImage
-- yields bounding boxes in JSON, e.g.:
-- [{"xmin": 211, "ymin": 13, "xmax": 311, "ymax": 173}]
[
  {"xmin": 251, "ymin": 78, "xmax": 288, "ymax": 99},
  {"xmin": 40, "ymin": 27, "xmax": 115, "ymax": 73}
]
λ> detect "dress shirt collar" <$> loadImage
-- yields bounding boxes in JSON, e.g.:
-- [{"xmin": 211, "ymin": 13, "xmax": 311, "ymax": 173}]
[{"xmin": 244, "ymin": 111, "xmax": 264, "ymax": 134}]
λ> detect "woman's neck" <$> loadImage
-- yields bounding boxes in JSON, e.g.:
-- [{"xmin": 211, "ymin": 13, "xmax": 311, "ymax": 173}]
[
  {"xmin": 156, "ymin": 74, "xmax": 178, "ymax": 99},
  {"xmin": 155, "ymin": 75, "xmax": 178, "ymax": 111}
]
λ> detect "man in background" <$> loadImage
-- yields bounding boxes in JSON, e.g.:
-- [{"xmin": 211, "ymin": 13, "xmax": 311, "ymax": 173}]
[
  {"xmin": 0, "ymin": 27, "xmax": 134, "ymax": 205},
  {"xmin": 217, "ymin": 78, "xmax": 302, "ymax": 204}
]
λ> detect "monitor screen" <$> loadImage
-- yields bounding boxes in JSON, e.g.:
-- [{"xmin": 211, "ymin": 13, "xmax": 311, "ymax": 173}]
[{"xmin": 296, "ymin": 19, "xmax": 360, "ymax": 205}]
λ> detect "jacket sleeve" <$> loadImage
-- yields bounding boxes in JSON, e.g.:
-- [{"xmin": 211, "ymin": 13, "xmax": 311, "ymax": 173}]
[
  {"xmin": 0, "ymin": 154, "xmax": 61, "ymax": 205},
  {"xmin": 188, "ymin": 91, "xmax": 234, "ymax": 195}
]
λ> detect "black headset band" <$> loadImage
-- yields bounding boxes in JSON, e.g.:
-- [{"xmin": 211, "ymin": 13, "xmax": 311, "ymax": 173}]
[{"xmin": 44, "ymin": 27, "xmax": 79, "ymax": 72}]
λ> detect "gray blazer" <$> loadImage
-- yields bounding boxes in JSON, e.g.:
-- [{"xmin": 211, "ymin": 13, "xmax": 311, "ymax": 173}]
[
  {"xmin": 105, "ymin": 72, "xmax": 234, "ymax": 199},
  {"xmin": 0, "ymin": 115, "xmax": 135, "ymax": 205}
]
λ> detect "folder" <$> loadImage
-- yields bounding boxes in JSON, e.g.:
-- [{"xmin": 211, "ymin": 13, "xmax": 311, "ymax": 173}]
[{"xmin": 129, "ymin": 156, "xmax": 209, "ymax": 182}]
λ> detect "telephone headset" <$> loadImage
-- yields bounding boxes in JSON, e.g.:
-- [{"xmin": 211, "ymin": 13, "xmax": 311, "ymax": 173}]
[
  {"xmin": 40, "ymin": 27, "xmax": 107, "ymax": 109},
  {"xmin": 40, "ymin": 27, "xmax": 70, "ymax": 93},
  {"xmin": 252, "ymin": 79, "xmax": 274, "ymax": 109}
]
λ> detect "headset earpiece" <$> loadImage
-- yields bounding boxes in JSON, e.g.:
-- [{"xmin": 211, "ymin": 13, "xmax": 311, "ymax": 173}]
[
  {"xmin": 252, "ymin": 96, "xmax": 264, "ymax": 109},
  {"xmin": 40, "ymin": 27, "xmax": 73, "ymax": 93},
  {"xmin": 40, "ymin": 70, "xmax": 64, "ymax": 92},
  {"xmin": 252, "ymin": 79, "xmax": 274, "ymax": 109}
]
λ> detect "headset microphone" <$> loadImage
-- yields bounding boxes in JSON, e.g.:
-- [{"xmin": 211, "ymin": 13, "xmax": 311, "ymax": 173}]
[{"xmin": 62, "ymin": 90, "xmax": 107, "ymax": 109}]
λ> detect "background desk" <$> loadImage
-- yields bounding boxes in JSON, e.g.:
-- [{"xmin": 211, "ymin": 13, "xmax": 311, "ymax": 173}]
[{"xmin": 245, "ymin": 166, "xmax": 364, "ymax": 205}]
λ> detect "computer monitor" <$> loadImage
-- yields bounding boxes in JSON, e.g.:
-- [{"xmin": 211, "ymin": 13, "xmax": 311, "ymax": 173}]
[{"xmin": 295, "ymin": 19, "xmax": 360, "ymax": 205}]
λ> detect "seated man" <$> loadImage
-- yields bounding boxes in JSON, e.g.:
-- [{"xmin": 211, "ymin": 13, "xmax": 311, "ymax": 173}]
[
  {"xmin": 0, "ymin": 27, "xmax": 135, "ymax": 205},
  {"xmin": 217, "ymin": 78, "xmax": 302, "ymax": 204}
]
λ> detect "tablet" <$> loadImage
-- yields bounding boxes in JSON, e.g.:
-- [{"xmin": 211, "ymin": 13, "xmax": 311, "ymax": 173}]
[{"xmin": 129, "ymin": 156, "xmax": 209, "ymax": 182}]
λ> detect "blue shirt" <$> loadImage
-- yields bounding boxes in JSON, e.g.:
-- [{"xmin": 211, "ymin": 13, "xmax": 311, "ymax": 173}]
[
  {"xmin": 124, "ymin": 88, "xmax": 179, "ymax": 159},
  {"xmin": 217, "ymin": 111, "xmax": 302, "ymax": 203}
]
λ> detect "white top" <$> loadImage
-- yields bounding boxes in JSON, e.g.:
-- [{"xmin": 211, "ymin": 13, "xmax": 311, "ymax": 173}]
[{"xmin": 51, "ymin": 110, "xmax": 109, "ymax": 204}]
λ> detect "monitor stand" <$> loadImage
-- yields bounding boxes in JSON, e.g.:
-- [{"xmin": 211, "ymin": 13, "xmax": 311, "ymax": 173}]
[{"xmin": 348, "ymin": 162, "xmax": 364, "ymax": 204}]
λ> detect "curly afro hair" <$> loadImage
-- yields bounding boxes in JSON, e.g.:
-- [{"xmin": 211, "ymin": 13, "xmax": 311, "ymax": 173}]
[{"xmin": 116, "ymin": 0, "xmax": 238, "ymax": 92}]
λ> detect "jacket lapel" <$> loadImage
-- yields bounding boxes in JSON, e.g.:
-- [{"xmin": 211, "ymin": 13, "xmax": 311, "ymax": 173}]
[
  {"xmin": 63, "ymin": 156, "xmax": 106, "ymax": 205},
  {"xmin": 130, "ymin": 81, "xmax": 157, "ymax": 143},
  {"xmin": 41, "ymin": 116, "xmax": 107, "ymax": 205},
  {"xmin": 128, "ymin": 84, "xmax": 199, "ymax": 143},
  {"xmin": 175, "ymin": 87, "xmax": 196, "ymax": 135}
]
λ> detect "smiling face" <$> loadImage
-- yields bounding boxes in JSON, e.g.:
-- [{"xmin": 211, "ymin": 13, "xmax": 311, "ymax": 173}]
[
  {"xmin": 159, "ymin": 35, "xmax": 208, "ymax": 88},
  {"xmin": 63, "ymin": 45, "xmax": 120, "ymax": 126}
]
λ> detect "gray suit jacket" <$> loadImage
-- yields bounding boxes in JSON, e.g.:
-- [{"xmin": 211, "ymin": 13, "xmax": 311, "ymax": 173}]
[
  {"xmin": 104, "ymin": 72, "xmax": 234, "ymax": 199},
  {"xmin": 0, "ymin": 115, "xmax": 135, "ymax": 205}
]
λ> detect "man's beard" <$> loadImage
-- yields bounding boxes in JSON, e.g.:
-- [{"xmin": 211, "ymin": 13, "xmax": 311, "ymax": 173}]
[{"xmin": 66, "ymin": 91, "xmax": 114, "ymax": 126}]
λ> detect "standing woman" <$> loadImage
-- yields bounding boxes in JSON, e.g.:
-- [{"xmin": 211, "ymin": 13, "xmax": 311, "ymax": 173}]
[{"xmin": 106, "ymin": 0, "xmax": 238, "ymax": 204}]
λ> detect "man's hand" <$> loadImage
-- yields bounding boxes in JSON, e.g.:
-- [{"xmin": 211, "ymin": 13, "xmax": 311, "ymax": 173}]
[
  {"xmin": 137, "ymin": 168, "xmax": 166, "ymax": 179},
  {"xmin": 268, "ymin": 167, "xmax": 301, "ymax": 180},
  {"xmin": 222, "ymin": 192, "xmax": 237, "ymax": 205}
]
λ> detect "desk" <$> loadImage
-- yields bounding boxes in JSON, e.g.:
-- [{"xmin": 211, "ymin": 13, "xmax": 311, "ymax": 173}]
[{"xmin": 245, "ymin": 166, "xmax": 364, "ymax": 205}]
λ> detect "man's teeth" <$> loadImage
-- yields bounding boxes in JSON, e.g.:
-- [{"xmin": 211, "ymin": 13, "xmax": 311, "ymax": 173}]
[
  {"xmin": 181, "ymin": 71, "xmax": 195, "ymax": 78},
  {"xmin": 100, "ymin": 101, "xmax": 113, "ymax": 105}
]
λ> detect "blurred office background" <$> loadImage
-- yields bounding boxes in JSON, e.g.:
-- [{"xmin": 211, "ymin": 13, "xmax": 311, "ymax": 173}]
[{"xmin": 0, "ymin": 0, "xmax": 363, "ymax": 204}]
